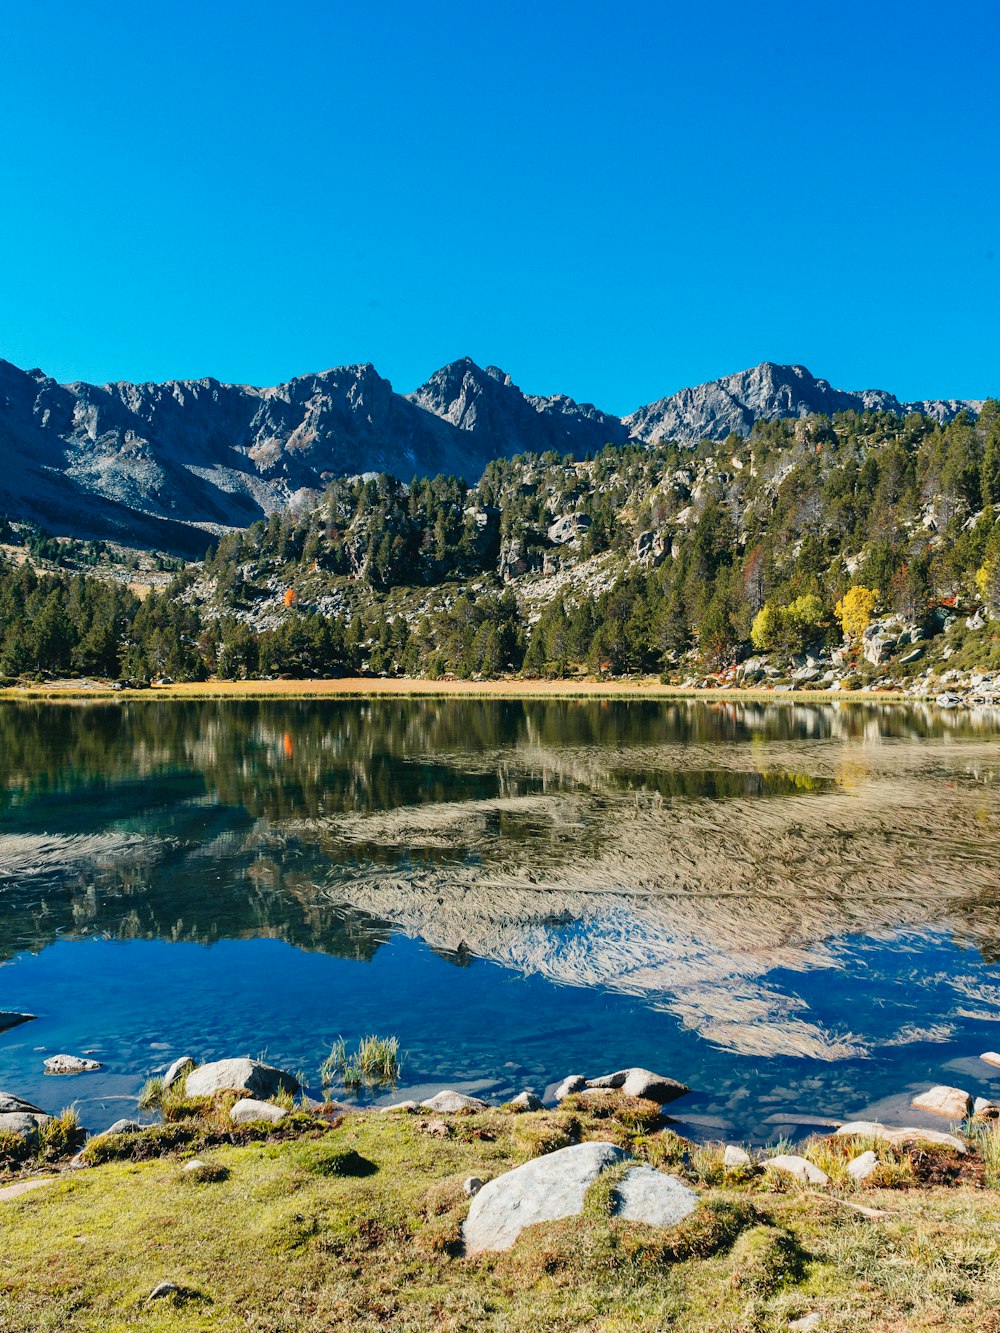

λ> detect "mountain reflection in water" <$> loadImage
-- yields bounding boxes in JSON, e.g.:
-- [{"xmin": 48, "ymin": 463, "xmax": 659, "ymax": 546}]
[{"xmin": 1, "ymin": 697, "xmax": 999, "ymax": 1113}]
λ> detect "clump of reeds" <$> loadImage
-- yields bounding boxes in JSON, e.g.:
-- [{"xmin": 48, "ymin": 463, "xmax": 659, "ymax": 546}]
[{"xmin": 320, "ymin": 1035, "xmax": 400, "ymax": 1089}]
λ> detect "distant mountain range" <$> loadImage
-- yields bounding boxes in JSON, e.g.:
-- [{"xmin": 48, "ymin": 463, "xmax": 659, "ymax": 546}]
[{"xmin": 0, "ymin": 355, "xmax": 984, "ymax": 553}]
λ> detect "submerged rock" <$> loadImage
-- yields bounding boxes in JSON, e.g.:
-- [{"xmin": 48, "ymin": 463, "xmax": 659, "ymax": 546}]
[
  {"xmin": 420, "ymin": 1090, "xmax": 488, "ymax": 1113},
  {"xmin": 463, "ymin": 1141, "xmax": 632, "ymax": 1254},
  {"xmin": 44, "ymin": 1054, "xmax": 102, "ymax": 1075},
  {"xmin": 910, "ymin": 1085, "xmax": 973, "ymax": 1119},
  {"xmin": 229, "ymin": 1098, "xmax": 287, "ymax": 1126},
  {"xmin": 185, "ymin": 1058, "xmax": 298, "ymax": 1099},
  {"xmin": 585, "ymin": 1067, "xmax": 689, "ymax": 1104}
]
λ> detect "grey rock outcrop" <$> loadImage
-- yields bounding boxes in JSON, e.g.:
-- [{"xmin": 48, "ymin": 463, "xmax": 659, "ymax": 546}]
[
  {"xmin": 554, "ymin": 1075, "xmax": 587, "ymax": 1101},
  {"xmin": 462, "ymin": 1141, "xmax": 632, "ymax": 1254},
  {"xmin": 835, "ymin": 1121, "xmax": 966, "ymax": 1153},
  {"xmin": 612, "ymin": 1165, "xmax": 698, "ymax": 1227},
  {"xmin": 910, "ymin": 1085, "xmax": 973, "ymax": 1119},
  {"xmin": 184, "ymin": 1058, "xmax": 298, "ymax": 1099},
  {"xmin": 507, "ymin": 1091, "xmax": 543, "ymax": 1112}
]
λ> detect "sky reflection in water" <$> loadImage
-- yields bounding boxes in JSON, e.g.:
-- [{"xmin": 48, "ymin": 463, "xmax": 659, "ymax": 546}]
[{"xmin": 1, "ymin": 697, "xmax": 999, "ymax": 1139}]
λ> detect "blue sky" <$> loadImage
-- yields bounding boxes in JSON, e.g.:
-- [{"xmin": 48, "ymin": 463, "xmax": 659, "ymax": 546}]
[{"xmin": 0, "ymin": 0, "xmax": 997, "ymax": 412}]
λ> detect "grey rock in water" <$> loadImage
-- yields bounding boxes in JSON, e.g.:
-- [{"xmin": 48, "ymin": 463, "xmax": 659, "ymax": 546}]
[
  {"xmin": 585, "ymin": 1067, "xmax": 689, "ymax": 1104},
  {"xmin": 765, "ymin": 1154, "xmax": 830, "ymax": 1186},
  {"xmin": 554, "ymin": 1075, "xmax": 587, "ymax": 1101},
  {"xmin": 229, "ymin": 1098, "xmax": 287, "ymax": 1126},
  {"xmin": 420, "ymin": 1090, "xmax": 489, "ymax": 1114},
  {"xmin": 185, "ymin": 1058, "xmax": 298, "ymax": 1099},
  {"xmin": 611, "ymin": 1165, "xmax": 698, "ymax": 1227},
  {"xmin": 507, "ymin": 1091, "xmax": 543, "ymax": 1112},
  {"xmin": 910, "ymin": 1085, "xmax": 973, "ymax": 1120},
  {"xmin": 463, "ymin": 1141, "xmax": 632, "ymax": 1254},
  {"xmin": 44, "ymin": 1054, "xmax": 102, "ymax": 1075},
  {"xmin": 162, "ymin": 1056, "xmax": 195, "ymax": 1091},
  {"xmin": 846, "ymin": 1150, "xmax": 879, "ymax": 1182}
]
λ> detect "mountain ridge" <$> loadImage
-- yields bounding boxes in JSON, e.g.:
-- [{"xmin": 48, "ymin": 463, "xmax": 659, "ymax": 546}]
[{"xmin": 0, "ymin": 355, "xmax": 985, "ymax": 552}]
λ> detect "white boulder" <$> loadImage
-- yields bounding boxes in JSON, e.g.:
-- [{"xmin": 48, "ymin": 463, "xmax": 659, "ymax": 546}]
[
  {"xmin": 420, "ymin": 1091, "xmax": 488, "ymax": 1113},
  {"xmin": 229, "ymin": 1098, "xmax": 287, "ymax": 1126},
  {"xmin": 765, "ymin": 1154, "xmax": 829, "ymax": 1186},
  {"xmin": 910, "ymin": 1085, "xmax": 973, "ymax": 1120},
  {"xmin": 584, "ymin": 1067, "xmax": 689, "ymax": 1104},
  {"xmin": 185, "ymin": 1058, "xmax": 298, "ymax": 1099}
]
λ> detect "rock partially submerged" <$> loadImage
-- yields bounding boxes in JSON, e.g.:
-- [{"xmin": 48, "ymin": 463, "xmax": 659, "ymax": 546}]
[
  {"xmin": 835, "ymin": 1121, "xmax": 966, "ymax": 1154},
  {"xmin": 184, "ymin": 1058, "xmax": 298, "ymax": 1100},
  {"xmin": 44, "ymin": 1054, "xmax": 101, "ymax": 1075},
  {"xmin": 585, "ymin": 1067, "xmax": 690, "ymax": 1104},
  {"xmin": 229, "ymin": 1098, "xmax": 287, "ymax": 1126},
  {"xmin": 910, "ymin": 1085, "xmax": 973, "ymax": 1120},
  {"xmin": 420, "ymin": 1090, "xmax": 488, "ymax": 1114}
]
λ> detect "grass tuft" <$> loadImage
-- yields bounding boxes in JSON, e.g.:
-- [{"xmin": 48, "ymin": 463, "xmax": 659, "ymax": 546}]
[{"xmin": 320, "ymin": 1035, "xmax": 400, "ymax": 1089}]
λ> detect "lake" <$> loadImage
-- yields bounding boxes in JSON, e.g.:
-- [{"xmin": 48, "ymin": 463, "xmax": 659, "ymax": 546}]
[{"xmin": 2, "ymin": 696, "xmax": 999, "ymax": 1141}]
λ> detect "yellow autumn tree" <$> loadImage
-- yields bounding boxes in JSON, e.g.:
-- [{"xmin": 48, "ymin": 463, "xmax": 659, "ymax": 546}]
[{"xmin": 835, "ymin": 585, "xmax": 878, "ymax": 640}]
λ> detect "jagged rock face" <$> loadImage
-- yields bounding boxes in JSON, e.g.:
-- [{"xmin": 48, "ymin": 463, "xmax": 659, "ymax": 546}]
[
  {"xmin": 0, "ymin": 355, "xmax": 983, "ymax": 552},
  {"xmin": 407, "ymin": 357, "xmax": 631, "ymax": 457},
  {"xmin": 623, "ymin": 362, "xmax": 982, "ymax": 446}
]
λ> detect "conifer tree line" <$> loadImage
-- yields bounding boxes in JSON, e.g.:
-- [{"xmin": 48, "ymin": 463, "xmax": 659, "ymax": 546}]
[{"xmin": 1, "ymin": 402, "xmax": 999, "ymax": 681}]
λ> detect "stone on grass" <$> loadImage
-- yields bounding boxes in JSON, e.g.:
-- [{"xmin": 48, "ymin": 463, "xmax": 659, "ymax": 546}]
[
  {"xmin": 789, "ymin": 1316, "xmax": 823, "ymax": 1332},
  {"xmin": 0, "ymin": 1112, "xmax": 43, "ymax": 1144},
  {"xmin": 463, "ymin": 1176, "xmax": 484, "ymax": 1196},
  {"xmin": 846, "ymin": 1150, "xmax": 879, "ymax": 1182},
  {"xmin": 420, "ymin": 1090, "xmax": 488, "ymax": 1113},
  {"xmin": 981, "ymin": 1052, "xmax": 1000, "ymax": 1069},
  {"xmin": 185, "ymin": 1058, "xmax": 298, "ymax": 1099},
  {"xmin": 105, "ymin": 1119, "xmax": 142, "ymax": 1136},
  {"xmin": 44, "ymin": 1054, "xmax": 101, "ymax": 1075},
  {"xmin": 162, "ymin": 1056, "xmax": 194, "ymax": 1090},
  {"xmin": 765, "ymin": 1154, "xmax": 829, "ymax": 1186},
  {"xmin": 910, "ymin": 1085, "xmax": 973, "ymax": 1119},
  {"xmin": 611, "ymin": 1165, "xmax": 698, "ymax": 1227},
  {"xmin": 584, "ymin": 1067, "xmax": 689, "ymax": 1104},
  {"xmin": 835, "ymin": 1121, "xmax": 966, "ymax": 1154},
  {"xmin": 182, "ymin": 1159, "xmax": 207, "ymax": 1172},
  {"xmin": 723, "ymin": 1144, "xmax": 752, "ymax": 1168},
  {"xmin": 554, "ymin": 1075, "xmax": 587, "ymax": 1101},
  {"xmin": 423, "ymin": 1119, "xmax": 451, "ymax": 1138},
  {"xmin": 507, "ymin": 1091, "xmax": 542, "ymax": 1112},
  {"xmin": 229, "ymin": 1098, "xmax": 286, "ymax": 1126},
  {"xmin": 379, "ymin": 1100, "xmax": 420, "ymax": 1113},
  {"xmin": 146, "ymin": 1282, "xmax": 179, "ymax": 1302},
  {"xmin": 463, "ymin": 1141, "xmax": 632, "ymax": 1254}
]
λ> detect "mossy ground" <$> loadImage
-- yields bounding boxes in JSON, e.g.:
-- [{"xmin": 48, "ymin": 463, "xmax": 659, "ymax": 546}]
[{"xmin": 1, "ymin": 1104, "xmax": 999, "ymax": 1332}]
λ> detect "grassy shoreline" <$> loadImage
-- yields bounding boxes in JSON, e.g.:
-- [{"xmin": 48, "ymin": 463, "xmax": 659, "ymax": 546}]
[
  {"xmin": 0, "ymin": 676, "xmax": 911, "ymax": 704},
  {"xmin": 1, "ymin": 1098, "xmax": 998, "ymax": 1332}
]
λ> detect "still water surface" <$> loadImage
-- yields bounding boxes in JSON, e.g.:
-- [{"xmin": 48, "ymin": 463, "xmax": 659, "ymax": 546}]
[{"xmin": 2, "ymin": 697, "xmax": 999, "ymax": 1140}]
